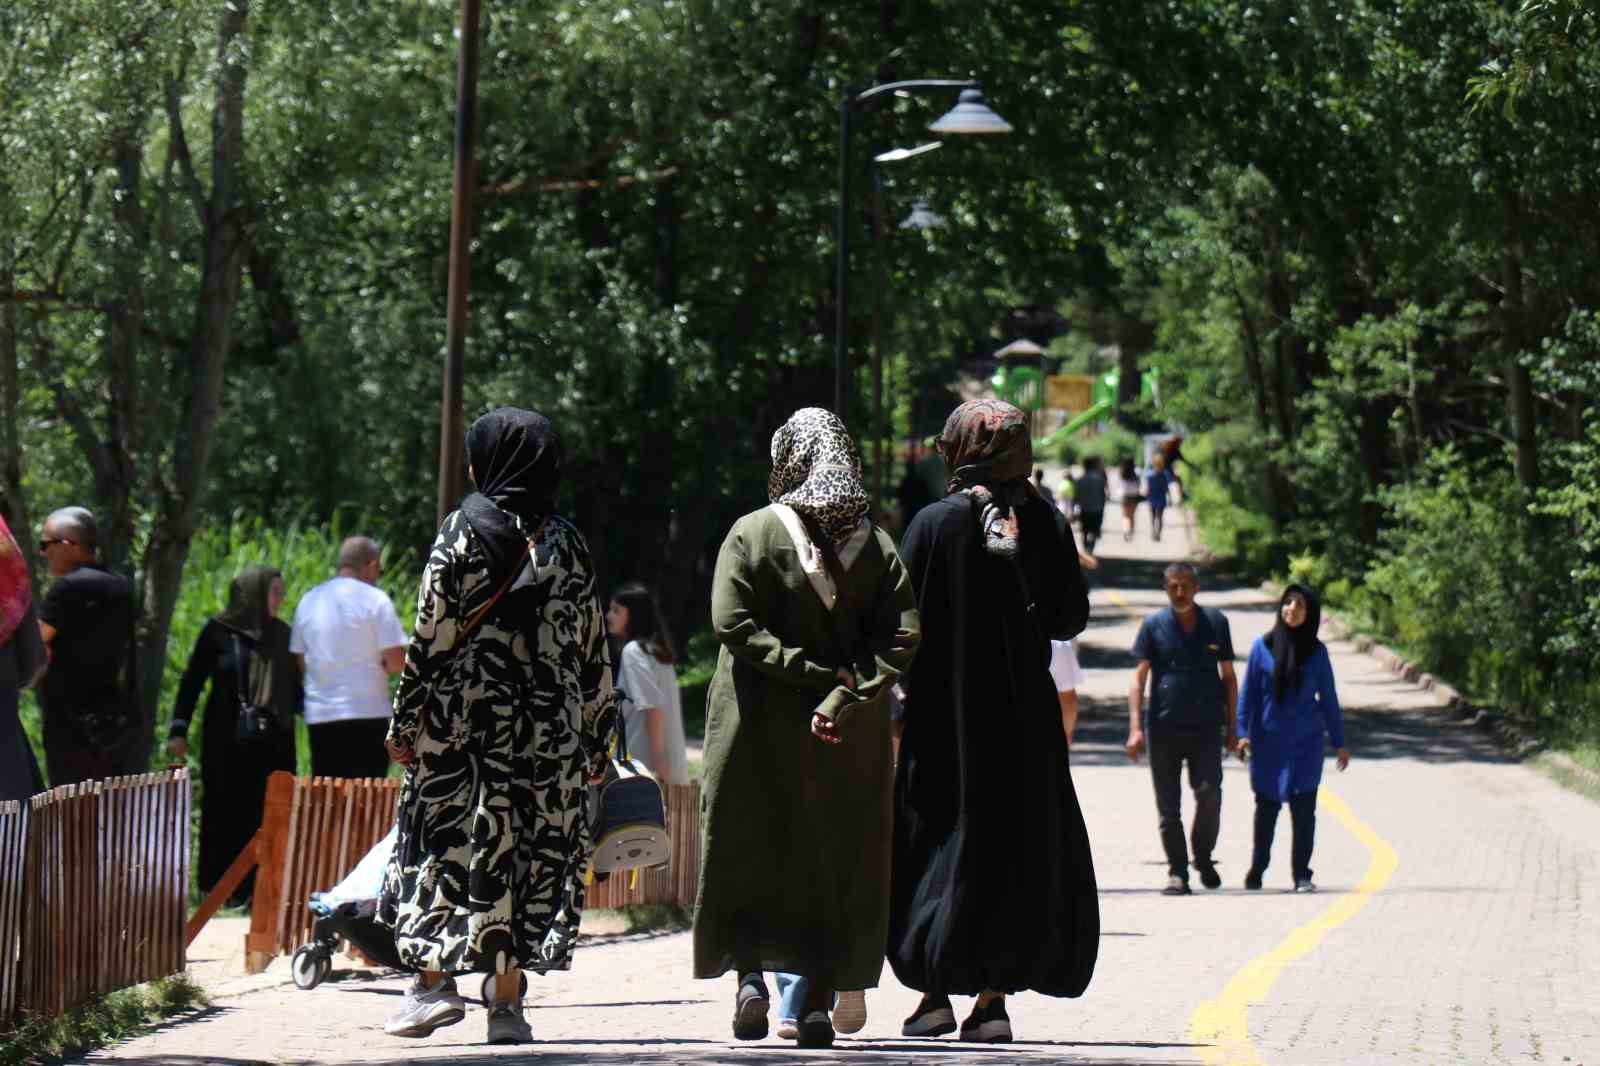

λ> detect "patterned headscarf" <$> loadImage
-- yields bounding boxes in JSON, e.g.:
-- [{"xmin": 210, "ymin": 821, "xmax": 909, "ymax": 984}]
[
  {"xmin": 938, "ymin": 399, "xmax": 1033, "ymax": 493},
  {"xmin": 767, "ymin": 408, "xmax": 870, "ymax": 548},
  {"xmin": 938, "ymin": 400, "xmax": 1034, "ymax": 558},
  {"xmin": 0, "ymin": 514, "xmax": 30, "ymax": 647}
]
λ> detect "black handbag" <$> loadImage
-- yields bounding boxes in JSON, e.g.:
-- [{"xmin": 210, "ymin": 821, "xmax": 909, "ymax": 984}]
[
  {"xmin": 232, "ymin": 633, "xmax": 278, "ymax": 743},
  {"xmin": 589, "ymin": 707, "xmax": 670, "ymax": 874}
]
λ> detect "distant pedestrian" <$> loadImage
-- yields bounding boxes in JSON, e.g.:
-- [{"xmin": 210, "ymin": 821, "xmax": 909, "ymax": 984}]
[
  {"xmin": 1126, "ymin": 562, "xmax": 1238, "ymax": 894},
  {"xmin": 694, "ymin": 408, "xmax": 919, "ymax": 1049},
  {"xmin": 1236, "ymin": 585, "xmax": 1349, "ymax": 893},
  {"xmin": 1073, "ymin": 457, "xmax": 1108, "ymax": 553},
  {"xmin": 379, "ymin": 407, "xmax": 617, "ymax": 1046},
  {"xmin": 1116, "ymin": 459, "xmax": 1143, "ymax": 541},
  {"xmin": 35, "ymin": 507, "xmax": 141, "ymax": 785},
  {"xmin": 167, "ymin": 566, "xmax": 299, "ymax": 903},
  {"xmin": 1145, "ymin": 453, "xmax": 1175, "ymax": 542},
  {"xmin": 890, "ymin": 399, "xmax": 1098, "ymax": 1044},
  {"xmin": 0, "ymin": 514, "xmax": 47, "ymax": 802},
  {"xmin": 1033, "ymin": 467, "xmax": 1058, "ymax": 511},
  {"xmin": 290, "ymin": 536, "xmax": 407, "ymax": 778},
  {"xmin": 605, "ymin": 582, "xmax": 689, "ymax": 786},
  {"xmin": 896, "ymin": 457, "xmax": 935, "ymax": 532}
]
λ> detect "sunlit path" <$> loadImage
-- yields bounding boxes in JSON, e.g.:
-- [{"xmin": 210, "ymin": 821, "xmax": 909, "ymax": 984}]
[{"xmin": 79, "ymin": 505, "xmax": 1600, "ymax": 1064}]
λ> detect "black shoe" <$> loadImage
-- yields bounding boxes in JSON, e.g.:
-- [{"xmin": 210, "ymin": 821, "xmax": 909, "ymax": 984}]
[
  {"xmin": 1162, "ymin": 875, "xmax": 1192, "ymax": 896},
  {"xmin": 1244, "ymin": 869, "xmax": 1263, "ymax": 891},
  {"xmin": 902, "ymin": 993, "xmax": 956, "ymax": 1038},
  {"xmin": 732, "ymin": 974, "xmax": 769, "ymax": 1041},
  {"xmin": 1196, "ymin": 862, "xmax": 1222, "ymax": 890},
  {"xmin": 959, "ymin": 998, "xmax": 1012, "ymax": 1043},
  {"xmin": 795, "ymin": 1009, "xmax": 834, "ymax": 1048}
]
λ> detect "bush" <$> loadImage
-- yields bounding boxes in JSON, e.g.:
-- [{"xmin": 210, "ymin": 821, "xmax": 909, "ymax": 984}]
[
  {"xmin": 1363, "ymin": 449, "xmax": 1573, "ymax": 720},
  {"xmin": 1180, "ymin": 428, "xmax": 1281, "ymax": 574},
  {"xmin": 0, "ymin": 975, "xmax": 206, "ymax": 1065},
  {"xmin": 1051, "ymin": 424, "xmax": 1142, "ymax": 470}
]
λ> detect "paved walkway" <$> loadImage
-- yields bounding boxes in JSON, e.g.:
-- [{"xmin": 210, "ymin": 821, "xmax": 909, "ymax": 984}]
[{"xmin": 83, "ymin": 508, "xmax": 1600, "ymax": 1064}]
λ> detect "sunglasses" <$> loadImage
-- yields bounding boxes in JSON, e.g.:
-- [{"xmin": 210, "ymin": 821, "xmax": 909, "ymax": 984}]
[{"xmin": 37, "ymin": 538, "xmax": 75, "ymax": 551}]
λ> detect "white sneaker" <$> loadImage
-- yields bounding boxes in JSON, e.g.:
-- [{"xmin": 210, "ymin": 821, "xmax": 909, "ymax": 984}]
[
  {"xmin": 833, "ymin": 990, "xmax": 867, "ymax": 1034},
  {"xmin": 486, "ymin": 999, "xmax": 533, "ymax": 1044},
  {"xmin": 384, "ymin": 976, "xmax": 466, "ymax": 1038}
]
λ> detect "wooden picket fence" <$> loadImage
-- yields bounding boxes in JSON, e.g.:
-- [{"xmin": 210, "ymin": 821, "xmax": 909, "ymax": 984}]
[
  {"xmin": 0, "ymin": 771, "xmax": 190, "ymax": 1029},
  {"xmin": 238, "ymin": 772, "xmax": 702, "ymax": 972},
  {"xmin": 0, "ymin": 800, "xmax": 27, "ymax": 1028}
]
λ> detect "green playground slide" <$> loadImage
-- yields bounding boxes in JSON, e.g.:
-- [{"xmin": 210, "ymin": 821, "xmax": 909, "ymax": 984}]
[{"xmin": 1034, "ymin": 398, "xmax": 1114, "ymax": 453}]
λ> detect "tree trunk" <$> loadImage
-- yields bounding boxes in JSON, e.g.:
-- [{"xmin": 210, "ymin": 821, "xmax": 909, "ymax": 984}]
[
  {"xmin": 1502, "ymin": 189, "xmax": 1538, "ymax": 491},
  {"xmin": 136, "ymin": 0, "xmax": 255, "ymax": 762},
  {"xmin": 98, "ymin": 133, "xmax": 148, "ymax": 577}
]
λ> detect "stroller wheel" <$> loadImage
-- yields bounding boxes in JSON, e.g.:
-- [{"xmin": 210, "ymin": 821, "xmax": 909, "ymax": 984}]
[
  {"xmin": 291, "ymin": 946, "xmax": 326, "ymax": 990},
  {"xmin": 479, "ymin": 971, "xmax": 529, "ymax": 1007}
]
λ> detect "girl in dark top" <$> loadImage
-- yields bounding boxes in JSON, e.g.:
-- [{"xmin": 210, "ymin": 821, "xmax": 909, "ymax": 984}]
[{"xmin": 167, "ymin": 565, "xmax": 299, "ymax": 903}]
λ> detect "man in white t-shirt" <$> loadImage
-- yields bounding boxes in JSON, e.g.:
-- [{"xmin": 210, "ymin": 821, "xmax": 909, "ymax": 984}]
[{"xmin": 290, "ymin": 536, "xmax": 408, "ymax": 778}]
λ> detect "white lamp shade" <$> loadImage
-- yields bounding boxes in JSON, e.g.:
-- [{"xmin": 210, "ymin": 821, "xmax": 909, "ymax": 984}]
[{"xmin": 928, "ymin": 89, "xmax": 1014, "ymax": 135}]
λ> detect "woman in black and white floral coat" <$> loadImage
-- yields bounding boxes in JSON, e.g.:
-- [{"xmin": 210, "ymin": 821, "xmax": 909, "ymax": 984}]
[{"xmin": 377, "ymin": 407, "xmax": 616, "ymax": 1046}]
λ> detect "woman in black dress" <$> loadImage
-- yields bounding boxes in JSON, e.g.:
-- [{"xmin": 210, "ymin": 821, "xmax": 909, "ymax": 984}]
[
  {"xmin": 889, "ymin": 399, "xmax": 1099, "ymax": 1042},
  {"xmin": 167, "ymin": 565, "xmax": 299, "ymax": 903}
]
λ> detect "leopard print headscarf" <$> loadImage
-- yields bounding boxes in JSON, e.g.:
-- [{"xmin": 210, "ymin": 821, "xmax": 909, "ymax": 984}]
[{"xmin": 767, "ymin": 408, "xmax": 870, "ymax": 547}]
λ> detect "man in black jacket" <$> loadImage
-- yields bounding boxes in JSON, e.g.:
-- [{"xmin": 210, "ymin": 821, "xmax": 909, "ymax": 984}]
[{"xmin": 36, "ymin": 507, "xmax": 141, "ymax": 785}]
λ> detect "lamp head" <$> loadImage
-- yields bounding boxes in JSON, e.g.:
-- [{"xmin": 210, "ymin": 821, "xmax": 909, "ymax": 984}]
[
  {"xmin": 900, "ymin": 201, "xmax": 945, "ymax": 230},
  {"xmin": 928, "ymin": 88, "xmax": 1013, "ymax": 135}
]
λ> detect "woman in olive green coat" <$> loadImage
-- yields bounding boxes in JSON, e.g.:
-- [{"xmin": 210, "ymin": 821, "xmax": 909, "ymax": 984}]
[{"xmin": 693, "ymin": 408, "xmax": 920, "ymax": 1049}]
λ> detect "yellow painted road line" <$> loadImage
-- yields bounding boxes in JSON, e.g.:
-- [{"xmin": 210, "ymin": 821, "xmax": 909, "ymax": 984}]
[
  {"xmin": 1103, "ymin": 586, "xmax": 1135, "ymax": 614},
  {"xmin": 1188, "ymin": 787, "xmax": 1400, "ymax": 1065}
]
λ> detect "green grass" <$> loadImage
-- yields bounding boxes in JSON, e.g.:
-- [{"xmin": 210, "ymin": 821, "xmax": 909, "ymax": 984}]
[{"xmin": 0, "ymin": 974, "xmax": 207, "ymax": 1066}]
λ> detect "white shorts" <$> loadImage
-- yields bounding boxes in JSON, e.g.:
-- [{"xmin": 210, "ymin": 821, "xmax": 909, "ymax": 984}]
[{"xmin": 1049, "ymin": 639, "xmax": 1085, "ymax": 693}]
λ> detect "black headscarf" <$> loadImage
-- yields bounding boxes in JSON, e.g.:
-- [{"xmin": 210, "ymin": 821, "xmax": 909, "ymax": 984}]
[
  {"xmin": 216, "ymin": 565, "xmax": 280, "ymax": 641},
  {"xmin": 461, "ymin": 407, "xmax": 563, "ymax": 585},
  {"xmin": 1270, "ymin": 583, "xmax": 1323, "ymax": 700}
]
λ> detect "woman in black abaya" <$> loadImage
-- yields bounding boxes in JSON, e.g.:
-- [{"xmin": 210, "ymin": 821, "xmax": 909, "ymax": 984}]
[
  {"xmin": 167, "ymin": 566, "xmax": 299, "ymax": 903},
  {"xmin": 889, "ymin": 399, "xmax": 1100, "ymax": 1043}
]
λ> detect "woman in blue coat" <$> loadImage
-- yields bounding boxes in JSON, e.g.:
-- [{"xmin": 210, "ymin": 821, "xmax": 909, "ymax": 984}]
[{"xmin": 1235, "ymin": 584, "xmax": 1349, "ymax": 892}]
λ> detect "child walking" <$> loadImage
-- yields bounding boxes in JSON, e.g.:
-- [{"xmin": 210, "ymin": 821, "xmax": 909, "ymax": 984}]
[{"xmin": 1235, "ymin": 584, "xmax": 1349, "ymax": 892}]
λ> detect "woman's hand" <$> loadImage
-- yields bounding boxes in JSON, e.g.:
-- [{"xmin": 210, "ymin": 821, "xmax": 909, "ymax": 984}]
[
  {"xmin": 1236, "ymin": 737, "xmax": 1251, "ymax": 762},
  {"xmin": 1336, "ymin": 747, "xmax": 1350, "ymax": 771},
  {"xmin": 811, "ymin": 713, "xmax": 842, "ymax": 745},
  {"xmin": 385, "ymin": 736, "xmax": 415, "ymax": 767},
  {"xmin": 165, "ymin": 738, "xmax": 188, "ymax": 761}
]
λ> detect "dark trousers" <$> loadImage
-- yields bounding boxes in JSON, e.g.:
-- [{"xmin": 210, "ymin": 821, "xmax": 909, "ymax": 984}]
[
  {"xmin": 1080, "ymin": 509, "xmax": 1105, "ymax": 551},
  {"xmin": 1148, "ymin": 728, "xmax": 1222, "ymax": 879},
  {"xmin": 309, "ymin": 718, "xmax": 392, "ymax": 779},
  {"xmin": 1251, "ymin": 790, "xmax": 1317, "ymax": 882}
]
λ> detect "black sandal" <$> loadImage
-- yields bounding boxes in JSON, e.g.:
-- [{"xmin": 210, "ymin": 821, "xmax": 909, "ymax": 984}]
[{"xmin": 732, "ymin": 973, "xmax": 769, "ymax": 1041}]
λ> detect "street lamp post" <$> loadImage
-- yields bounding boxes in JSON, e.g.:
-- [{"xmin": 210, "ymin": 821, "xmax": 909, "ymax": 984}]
[
  {"xmin": 437, "ymin": 0, "xmax": 484, "ymax": 526},
  {"xmin": 833, "ymin": 82, "xmax": 1012, "ymax": 423}
]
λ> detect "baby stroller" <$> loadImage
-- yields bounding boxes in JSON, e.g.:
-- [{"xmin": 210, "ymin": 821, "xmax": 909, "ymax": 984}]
[{"xmin": 290, "ymin": 827, "xmax": 405, "ymax": 990}]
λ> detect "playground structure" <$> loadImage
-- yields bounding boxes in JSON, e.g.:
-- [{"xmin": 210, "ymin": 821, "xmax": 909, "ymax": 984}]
[{"xmin": 990, "ymin": 356, "xmax": 1159, "ymax": 454}]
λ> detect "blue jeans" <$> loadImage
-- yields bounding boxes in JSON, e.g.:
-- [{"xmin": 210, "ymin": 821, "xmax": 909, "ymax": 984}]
[{"xmin": 775, "ymin": 973, "xmax": 808, "ymax": 1022}]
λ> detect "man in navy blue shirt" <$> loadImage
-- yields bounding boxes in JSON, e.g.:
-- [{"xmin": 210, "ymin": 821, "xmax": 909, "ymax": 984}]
[{"xmin": 1127, "ymin": 562, "xmax": 1238, "ymax": 894}]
